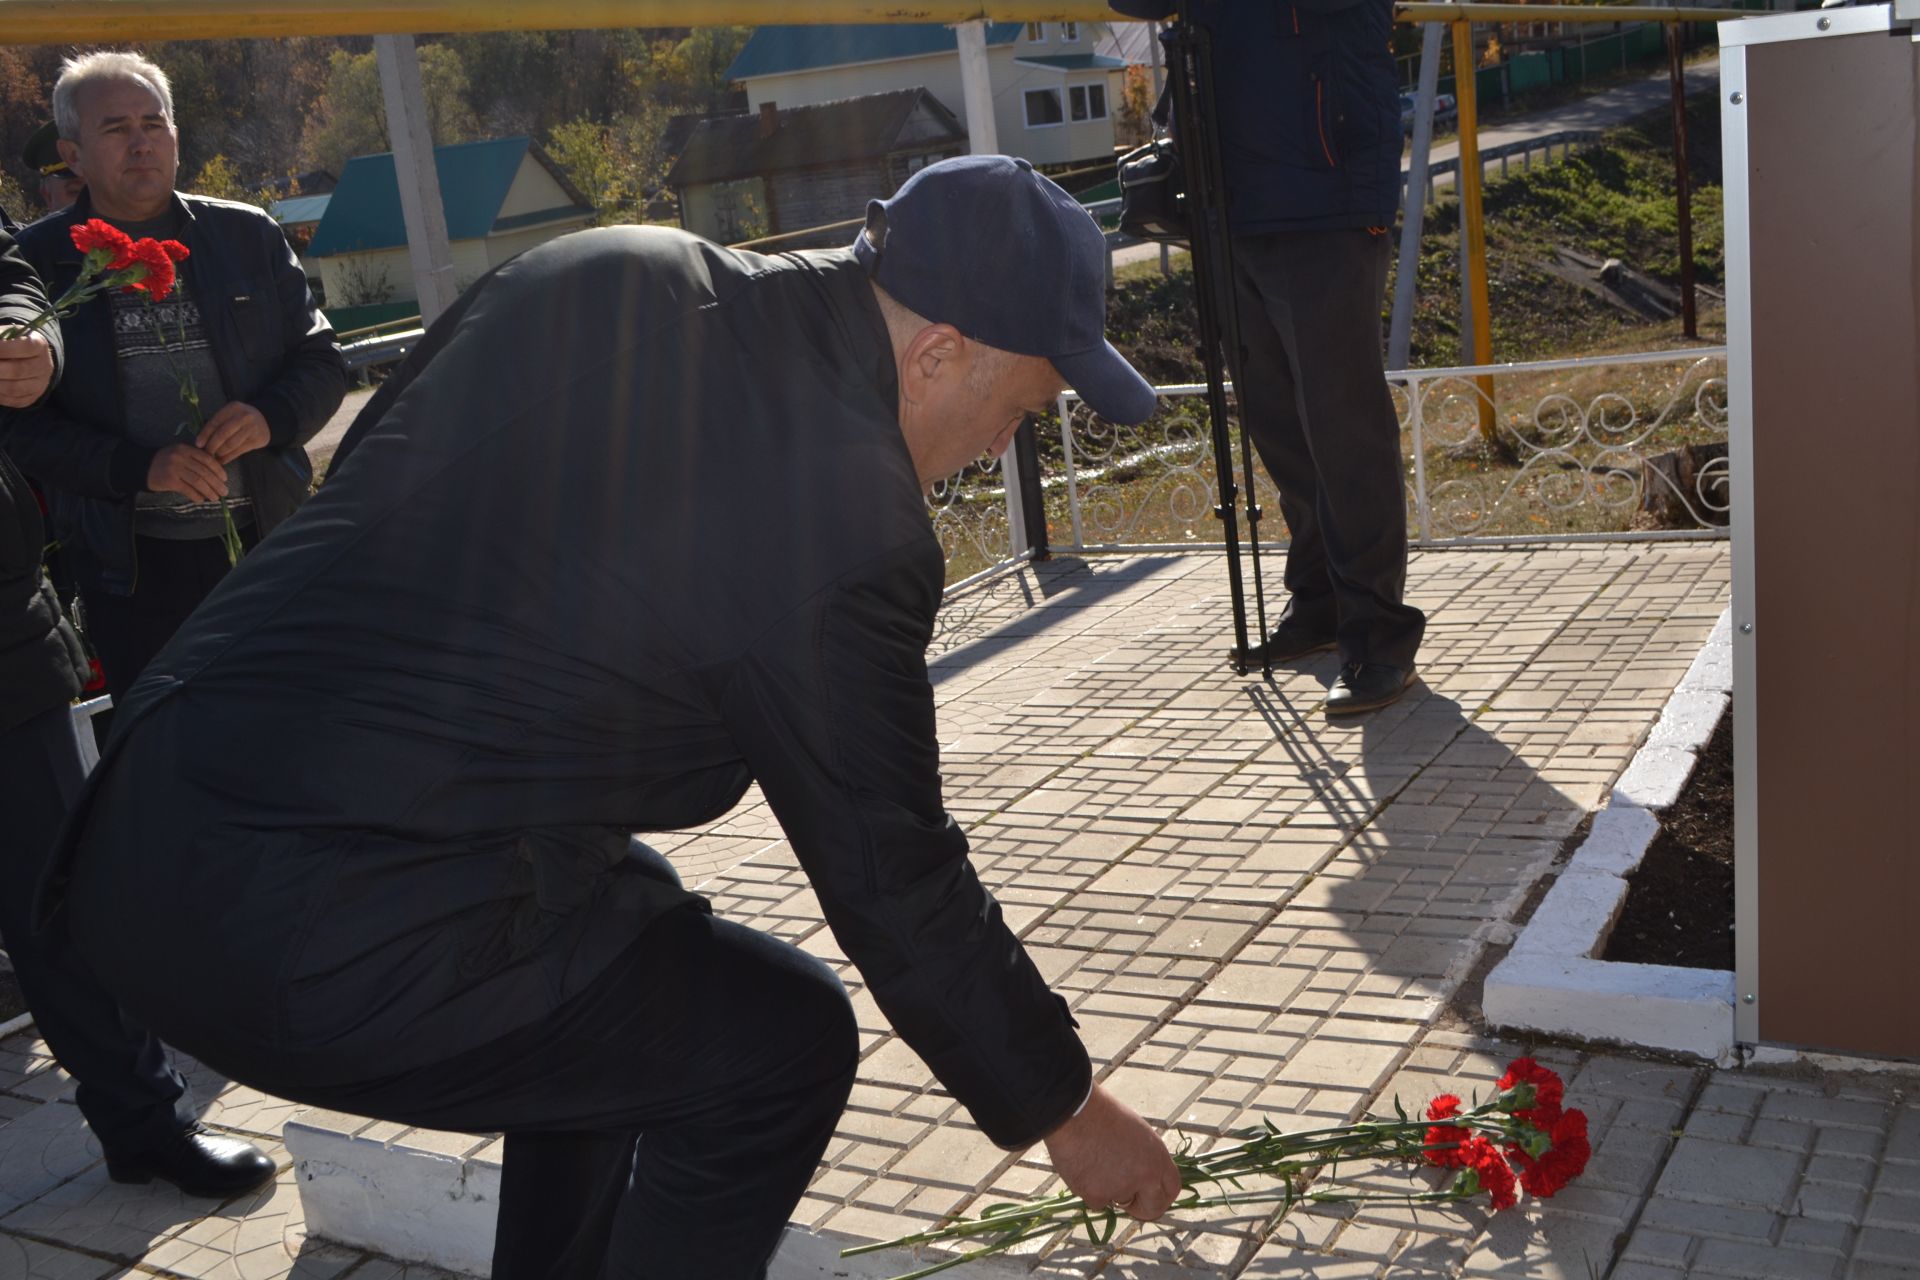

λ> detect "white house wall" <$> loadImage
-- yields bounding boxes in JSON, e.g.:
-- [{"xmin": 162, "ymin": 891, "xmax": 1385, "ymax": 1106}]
[
  {"xmin": 318, "ymin": 220, "xmax": 590, "ymax": 310},
  {"xmin": 737, "ymin": 27, "xmax": 1117, "ymax": 168},
  {"xmin": 496, "ymin": 155, "xmax": 578, "ymax": 220},
  {"xmin": 484, "ymin": 219, "xmax": 594, "ymax": 273},
  {"xmin": 317, "ymin": 246, "xmax": 412, "ymax": 309}
]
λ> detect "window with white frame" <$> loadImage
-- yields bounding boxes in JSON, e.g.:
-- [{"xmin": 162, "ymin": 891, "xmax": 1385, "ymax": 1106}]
[
  {"xmin": 1024, "ymin": 22, "xmax": 1046, "ymax": 41},
  {"xmin": 1069, "ymin": 83, "xmax": 1108, "ymax": 122},
  {"xmin": 1024, "ymin": 88, "xmax": 1064, "ymax": 128},
  {"xmin": 1060, "ymin": 22, "xmax": 1081, "ymax": 41}
]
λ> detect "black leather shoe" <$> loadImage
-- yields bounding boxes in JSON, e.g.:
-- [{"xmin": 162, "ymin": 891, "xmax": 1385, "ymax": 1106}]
[
  {"xmin": 1325, "ymin": 663, "xmax": 1415, "ymax": 717},
  {"xmin": 1232, "ymin": 614, "xmax": 1338, "ymax": 669},
  {"xmin": 105, "ymin": 1126, "xmax": 276, "ymax": 1199}
]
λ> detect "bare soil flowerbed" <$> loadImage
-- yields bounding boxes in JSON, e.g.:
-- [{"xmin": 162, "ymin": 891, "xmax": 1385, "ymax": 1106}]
[{"xmin": 1602, "ymin": 712, "xmax": 1735, "ymax": 970}]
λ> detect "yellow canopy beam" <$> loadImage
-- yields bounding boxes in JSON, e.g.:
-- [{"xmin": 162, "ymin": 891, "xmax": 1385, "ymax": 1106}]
[
  {"xmin": 1400, "ymin": 3, "xmax": 1751, "ymax": 21},
  {"xmin": 0, "ymin": 0, "xmax": 1755, "ymax": 46}
]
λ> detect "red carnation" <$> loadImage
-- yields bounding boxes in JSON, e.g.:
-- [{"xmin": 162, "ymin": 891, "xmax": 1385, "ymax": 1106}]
[
  {"xmin": 122, "ymin": 238, "xmax": 179, "ymax": 301},
  {"xmin": 1460, "ymin": 1136, "xmax": 1518, "ymax": 1210},
  {"xmin": 159, "ymin": 239, "xmax": 190, "ymax": 263},
  {"xmin": 83, "ymin": 657, "xmax": 107, "ymax": 694},
  {"xmin": 70, "ymin": 219, "xmax": 136, "ymax": 270},
  {"xmin": 1497, "ymin": 1056, "xmax": 1565, "ymax": 1129},
  {"xmin": 1509, "ymin": 1108, "xmax": 1591, "ymax": 1198},
  {"xmin": 1423, "ymin": 1093, "xmax": 1472, "ymax": 1168}
]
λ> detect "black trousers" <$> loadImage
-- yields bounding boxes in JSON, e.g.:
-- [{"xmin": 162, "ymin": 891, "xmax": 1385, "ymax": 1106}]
[
  {"xmin": 0, "ymin": 706, "xmax": 191, "ymax": 1153},
  {"xmin": 75, "ymin": 534, "xmax": 243, "ymax": 705},
  {"xmin": 94, "ymin": 843, "xmax": 858, "ymax": 1280},
  {"xmin": 1231, "ymin": 227, "xmax": 1426, "ymax": 670}
]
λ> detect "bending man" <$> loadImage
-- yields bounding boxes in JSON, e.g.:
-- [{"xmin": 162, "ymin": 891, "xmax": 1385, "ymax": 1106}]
[{"xmin": 46, "ymin": 156, "xmax": 1180, "ymax": 1278}]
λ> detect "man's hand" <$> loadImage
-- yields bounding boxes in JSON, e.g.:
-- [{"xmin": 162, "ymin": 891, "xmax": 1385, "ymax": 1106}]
[
  {"xmin": 148, "ymin": 443, "xmax": 229, "ymax": 503},
  {"xmin": 1043, "ymin": 1084, "xmax": 1183, "ymax": 1221},
  {"xmin": 196, "ymin": 401, "xmax": 271, "ymax": 464},
  {"xmin": 0, "ymin": 332, "xmax": 56, "ymax": 408}
]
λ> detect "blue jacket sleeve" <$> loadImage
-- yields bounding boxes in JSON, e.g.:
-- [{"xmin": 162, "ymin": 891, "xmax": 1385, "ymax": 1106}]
[{"xmin": 720, "ymin": 539, "xmax": 1092, "ymax": 1150}]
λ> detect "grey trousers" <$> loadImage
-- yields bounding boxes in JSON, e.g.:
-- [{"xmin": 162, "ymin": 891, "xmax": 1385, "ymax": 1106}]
[{"xmin": 1231, "ymin": 227, "xmax": 1426, "ymax": 670}]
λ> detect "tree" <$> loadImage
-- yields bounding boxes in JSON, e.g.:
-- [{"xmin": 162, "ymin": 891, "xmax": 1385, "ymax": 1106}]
[
  {"xmin": 545, "ymin": 105, "xmax": 673, "ymax": 226},
  {"xmin": 0, "ymin": 168, "xmax": 27, "ymax": 221},
  {"xmin": 1115, "ymin": 65, "xmax": 1156, "ymax": 148},
  {"xmin": 299, "ymin": 43, "xmax": 480, "ymax": 177},
  {"xmin": 187, "ymin": 153, "xmax": 247, "ymax": 202}
]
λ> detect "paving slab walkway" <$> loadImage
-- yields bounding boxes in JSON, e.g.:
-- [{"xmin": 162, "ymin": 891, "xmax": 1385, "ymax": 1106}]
[{"xmin": 4, "ymin": 542, "xmax": 1915, "ymax": 1279}]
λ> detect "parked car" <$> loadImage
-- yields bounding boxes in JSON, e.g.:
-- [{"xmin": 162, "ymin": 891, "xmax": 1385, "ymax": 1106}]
[{"xmin": 1400, "ymin": 90, "xmax": 1459, "ymax": 134}]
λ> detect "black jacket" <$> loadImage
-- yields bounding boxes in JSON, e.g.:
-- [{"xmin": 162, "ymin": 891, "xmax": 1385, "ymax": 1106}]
[
  {"xmin": 56, "ymin": 227, "xmax": 1093, "ymax": 1151},
  {"xmin": 1, "ymin": 225, "xmax": 89, "ymax": 734},
  {"xmin": 1113, "ymin": 0, "xmax": 1402, "ymax": 233},
  {"xmin": 3, "ymin": 189, "xmax": 347, "ymax": 592}
]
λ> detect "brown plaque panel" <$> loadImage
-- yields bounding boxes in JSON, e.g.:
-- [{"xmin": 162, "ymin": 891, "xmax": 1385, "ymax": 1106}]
[{"xmin": 1747, "ymin": 28, "xmax": 1920, "ymax": 1059}]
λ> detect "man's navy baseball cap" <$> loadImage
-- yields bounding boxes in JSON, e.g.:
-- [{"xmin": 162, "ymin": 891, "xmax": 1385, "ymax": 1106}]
[{"xmin": 852, "ymin": 154, "xmax": 1158, "ymax": 425}]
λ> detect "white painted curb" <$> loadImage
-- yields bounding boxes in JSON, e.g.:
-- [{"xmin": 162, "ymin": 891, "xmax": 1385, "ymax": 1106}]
[
  {"xmin": 1485, "ymin": 607, "xmax": 1737, "ymax": 1062},
  {"xmin": 288, "ymin": 1119, "xmax": 1032, "ymax": 1279},
  {"xmin": 288, "ymin": 1121, "xmax": 500, "ymax": 1277}
]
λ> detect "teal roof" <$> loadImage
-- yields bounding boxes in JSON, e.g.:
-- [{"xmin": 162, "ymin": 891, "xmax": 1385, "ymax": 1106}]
[
  {"xmin": 307, "ymin": 136, "xmax": 588, "ymax": 258},
  {"xmin": 1014, "ymin": 54, "xmax": 1129, "ymax": 72},
  {"xmin": 269, "ymin": 193, "xmax": 331, "ymax": 225},
  {"xmin": 726, "ymin": 24, "xmax": 1024, "ymax": 81}
]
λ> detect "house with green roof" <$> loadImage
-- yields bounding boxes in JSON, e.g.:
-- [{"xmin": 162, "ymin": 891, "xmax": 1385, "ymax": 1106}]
[
  {"xmin": 725, "ymin": 21, "xmax": 1127, "ymax": 171},
  {"xmin": 669, "ymin": 87, "xmax": 967, "ymax": 247},
  {"xmin": 305, "ymin": 135, "xmax": 594, "ymax": 332}
]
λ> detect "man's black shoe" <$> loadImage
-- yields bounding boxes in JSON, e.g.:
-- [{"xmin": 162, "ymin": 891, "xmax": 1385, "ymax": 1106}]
[
  {"xmin": 1325, "ymin": 663, "xmax": 1415, "ymax": 717},
  {"xmin": 1232, "ymin": 615, "xmax": 1338, "ymax": 668},
  {"xmin": 105, "ymin": 1126, "xmax": 276, "ymax": 1199}
]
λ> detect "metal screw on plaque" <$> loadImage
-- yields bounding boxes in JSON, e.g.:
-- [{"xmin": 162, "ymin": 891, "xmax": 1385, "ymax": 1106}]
[
  {"xmin": 1744, "ymin": 993, "xmax": 1756, "ymax": 1004},
  {"xmin": 1739, "ymin": 622, "xmax": 1753, "ymax": 634},
  {"xmin": 1730, "ymin": 91, "xmax": 1745, "ymax": 104},
  {"xmin": 1817, "ymin": 15, "xmax": 1832, "ymax": 28}
]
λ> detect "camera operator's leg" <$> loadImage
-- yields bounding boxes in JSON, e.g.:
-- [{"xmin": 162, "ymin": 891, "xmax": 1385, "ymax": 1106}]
[
  {"xmin": 1235, "ymin": 230, "xmax": 1424, "ymax": 686},
  {"xmin": 1231, "ymin": 244, "xmax": 1339, "ymax": 661}
]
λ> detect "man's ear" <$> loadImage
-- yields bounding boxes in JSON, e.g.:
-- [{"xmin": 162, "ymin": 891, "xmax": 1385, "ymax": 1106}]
[
  {"xmin": 902, "ymin": 324, "xmax": 965, "ymax": 403},
  {"xmin": 56, "ymin": 138, "xmax": 82, "ymax": 178}
]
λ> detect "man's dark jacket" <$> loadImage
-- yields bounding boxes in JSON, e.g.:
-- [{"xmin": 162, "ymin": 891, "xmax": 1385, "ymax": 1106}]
[
  {"xmin": 4, "ymin": 189, "xmax": 347, "ymax": 593},
  {"xmin": 1113, "ymin": 0, "xmax": 1402, "ymax": 234},
  {"xmin": 54, "ymin": 227, "xmax": 1092, "ymax": 1151},
  {"xmin": 1, "ymin": 225, "xmax": 89, "ymax": 732}
]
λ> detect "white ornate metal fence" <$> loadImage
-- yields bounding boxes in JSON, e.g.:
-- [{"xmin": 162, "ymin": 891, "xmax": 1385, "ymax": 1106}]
[{"xmin": 929, "ymin": 346, "xmax": 1730, "ymax": 588}]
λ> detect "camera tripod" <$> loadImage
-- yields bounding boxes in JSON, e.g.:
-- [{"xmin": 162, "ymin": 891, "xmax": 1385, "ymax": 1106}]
[{"xmin": 1159, "ymin": 0, "xmax": 1273, "ymax": 675}]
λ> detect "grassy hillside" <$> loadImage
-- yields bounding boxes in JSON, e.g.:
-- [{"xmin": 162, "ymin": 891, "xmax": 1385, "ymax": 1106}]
[{"xmin": 1105, "ymin": 89, "xmax": 1726, "ymax": 379}]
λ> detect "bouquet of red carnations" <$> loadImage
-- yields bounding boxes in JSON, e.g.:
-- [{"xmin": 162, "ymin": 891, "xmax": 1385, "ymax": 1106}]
[
  {"xmin": 846, "ymin": 1057, "xmax": 1590, "ymax": 1280},
  {"xmin": 0, "ymin": 217, "xmax": 185, "ymax": 341}
]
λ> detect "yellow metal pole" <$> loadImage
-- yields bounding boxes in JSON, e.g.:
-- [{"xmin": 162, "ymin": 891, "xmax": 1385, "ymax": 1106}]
[
  {"xmin": 0, "ymin": 0, "xmax": 1754, "ymax": 45},
  {"xmin": 1450, "ymin": 17, "xmax": 1498, "ymax": 450}
]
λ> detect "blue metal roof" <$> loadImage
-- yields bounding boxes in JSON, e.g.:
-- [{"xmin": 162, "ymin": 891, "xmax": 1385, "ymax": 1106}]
[
  {"xmin": 269, "ymin": 193, "xmax": 331, "ymax": 225},
  {"xmin": 307, "ymin": 136, "xmax": 586, "ymax": 258},
  {"xmin": 725, "ymin": 23, "xmax": 1024, "ymax": 81}
]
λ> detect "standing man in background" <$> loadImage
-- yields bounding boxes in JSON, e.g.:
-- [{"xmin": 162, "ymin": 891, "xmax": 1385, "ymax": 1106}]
[
  {"xmin": 1113, "ymin": 0, "xmax": 1426, "ymax": 715},
  {"xmin": 5, "ymin": 52, "xmax": 345, "ymax": 702}
]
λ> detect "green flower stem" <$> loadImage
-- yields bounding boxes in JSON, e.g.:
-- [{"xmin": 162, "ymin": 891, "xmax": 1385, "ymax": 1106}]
[
  {"xmin": 844, "ymin": 1098, "xmax": 1533, "ymax": 1277},
  {"xmin": 142, "ymin": 303, "xmax": 242, "ymax": 568},
  {"xmin": 0, "ymin": 259, "xmax": 134, "ymax": 341}
]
